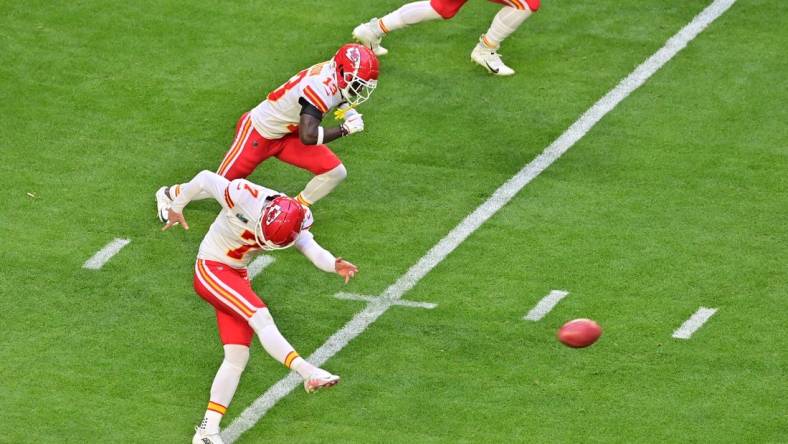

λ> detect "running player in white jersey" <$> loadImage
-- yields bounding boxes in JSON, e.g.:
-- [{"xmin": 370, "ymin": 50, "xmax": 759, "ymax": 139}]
[
  {"xmin": 155, "ymin": 43, "xmax": 379, "ymax": 223},
  {"xmin": 352, "ymin": 0, "xmax": 540, "ymax": 76},
  {"xmin": 162, "ymin": 170, "xmax": 358, "ymax": 444}
]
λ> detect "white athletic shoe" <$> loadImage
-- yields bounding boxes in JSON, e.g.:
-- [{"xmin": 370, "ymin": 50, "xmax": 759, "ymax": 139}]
[
  {"xmin": 352, "ymin": 19, "xmax": 389, "ymax": 56},
  {"xmin": 304, "ymin": 368, "xmax": 340, "ymax": 393},
  {"xmin": 471, "ymin": 42, "xmax": 515, "ymax": 76},
  {"xmin": 192, "ymin": 427, "xmax": 224, "ymax": 444},
  {"xmin": 155, "ymin": 186, "xmax": 172, "ymax": 223}
]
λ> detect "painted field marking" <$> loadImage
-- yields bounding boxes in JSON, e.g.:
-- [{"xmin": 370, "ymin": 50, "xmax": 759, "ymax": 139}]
[
  {"xmin": 335, "ymin": 292, "xmax": 437, "ymax": 309},
  {"xmin": 672, "ymin": 307, "xmax": 718, "ymax": 339},
  {"xmin": 222, "ymin": 1, "xmax": 737, "ymax": 440},
  {"xmin": 248, "ymin": 255, "xmax": 275, "ymax": 280},
  {"xmin": 524, "ymin": 290, "xmax": 569, "ymax": 321},
  {"xmin": 82, "ymin": 238, "xmax": 131, "ymax": 270}
]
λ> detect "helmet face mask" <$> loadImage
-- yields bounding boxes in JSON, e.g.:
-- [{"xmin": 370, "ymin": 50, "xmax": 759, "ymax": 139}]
[
  {"xmin": 342, "ymin": 75, "xmax": 377, "ymax": 106},
  {"xmin": 254, "ymin": 196, "xmax": 305, "ymax": 250},
  {"xmin": 333, "ymin": 44, "xmax": 379, "ymax": 107}
]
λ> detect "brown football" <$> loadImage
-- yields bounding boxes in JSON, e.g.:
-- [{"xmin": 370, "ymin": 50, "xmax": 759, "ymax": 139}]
[{"xmin": 557, "ymin": 318, "xmax": 602, "ymax": 348}]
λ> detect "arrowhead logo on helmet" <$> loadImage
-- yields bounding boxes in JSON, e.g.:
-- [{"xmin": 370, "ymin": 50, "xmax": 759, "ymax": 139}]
[
  {"xmin": 346, "ymin": 46, "xmax": 361, "ymax": 64},
  {"xmin": 255, "ymin": 196, "xmax": 306, "ymax": 250},
  {"xmin": 333, "ymin": 43, "xmax": 379, "ymax": 107}
]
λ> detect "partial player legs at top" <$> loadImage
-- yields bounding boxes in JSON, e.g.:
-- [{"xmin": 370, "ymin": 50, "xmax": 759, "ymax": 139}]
[
  {"xmin": 353, "ymin": 1, "xmax": 442, "ymax": 56},
  {"xmin": 471, "ymin": 2, "xmax": 535, "ymax": 76},
  {"xmin": 352, "ymin": 0, "xmax": 540, "ymax": 76}
]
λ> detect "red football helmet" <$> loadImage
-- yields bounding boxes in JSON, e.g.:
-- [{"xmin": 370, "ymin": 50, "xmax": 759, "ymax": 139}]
[
  {"xmin": 333, "ymin": 43, "xmax": 379, "ymax": 107},
  {"xmin": 255, "ymin": 196, "xmax": 306, "ymax": 250}
]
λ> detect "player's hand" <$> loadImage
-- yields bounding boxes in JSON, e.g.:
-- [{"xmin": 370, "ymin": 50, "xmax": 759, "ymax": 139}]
[
  {"xmin": 162, "ymin": 209, "xmax": 189, "ymax": 231},
  {"xmin": 341, "ymin": 113, "xmax": 364, "ymax": 135},
  {"xmin": 335, "ymin": 258, "xmax": 358, "ymax": 284},
  {"xmin": 333, "ymin": 102, "xmax": 354, "ymax": 121},
  {"xmin": 342, "ymin": 107, "xmax": 360, "ymax": 121}
]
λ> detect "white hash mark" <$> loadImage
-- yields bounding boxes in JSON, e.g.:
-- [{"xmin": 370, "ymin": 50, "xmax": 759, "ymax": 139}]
[
  {"xmin": 672, "ymin": 307, "xmax": 718, "ymax": 339},
  {"xmin": 82, "ymin": 238, "xmax": 131, "ymax": 270},
  {"xmin": 524, "ymin": 290, "xmax": 570, "ymax": 321}
]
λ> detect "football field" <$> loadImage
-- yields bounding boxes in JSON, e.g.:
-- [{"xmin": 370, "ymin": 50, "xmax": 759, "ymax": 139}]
[{"xmin": 1, "ymin": 0, "xmax": 786, "ymax": 442}]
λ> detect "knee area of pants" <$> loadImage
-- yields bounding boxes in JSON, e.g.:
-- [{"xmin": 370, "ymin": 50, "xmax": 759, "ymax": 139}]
[
  {"xmin": 249, "ymin": 308, "xmax": 274, "ymax": 331},
  {"xmin": 223, "ymin": 344, "xmax": 250, "ymax": 369},
  {"xmin": 329, "ymin": 164, "xmax": 348, "ymax": 181}
]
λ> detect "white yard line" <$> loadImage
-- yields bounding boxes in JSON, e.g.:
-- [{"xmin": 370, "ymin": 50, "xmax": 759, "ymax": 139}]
[
  {"xmin": 672, "ymin": 307, "xmax": 718, "ymax": 339},
  {"xmin": 82, "ymin": 238, "xmax": 131, "ymax": 270},
  {"xmin": 248, "ymin": 255, "xmax": 275, "ymax": 280},
  {"xmin": 223, "ymin": 1, "xmax": 736, "ymax": 440},
  {"xmin": 335, "ymin": 292, "xmax": 437, "ymax": 309},
  {"xmin": 524, "ymin": 290, "xmax": 570, "ymax": 321}
]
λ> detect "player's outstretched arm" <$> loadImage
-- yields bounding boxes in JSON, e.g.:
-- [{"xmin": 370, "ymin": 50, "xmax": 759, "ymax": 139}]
[
  {"xmin": 294, "ymin": 231, "xmax": 358, "ymax": 283},
  {"xmin": 162, "ymin": 170, "xmax": 230, "ymax": 231}
]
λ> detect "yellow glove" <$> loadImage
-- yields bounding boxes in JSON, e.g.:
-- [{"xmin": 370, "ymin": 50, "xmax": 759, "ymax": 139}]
[{"xmin": 334, "ymin": 103, "xmax": 357, "ymax": 121}]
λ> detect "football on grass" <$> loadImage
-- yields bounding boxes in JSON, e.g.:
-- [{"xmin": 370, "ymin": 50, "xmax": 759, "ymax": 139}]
[{"xmin": 557, "ymin": 319, "xmax": 602, "ymax": 348}]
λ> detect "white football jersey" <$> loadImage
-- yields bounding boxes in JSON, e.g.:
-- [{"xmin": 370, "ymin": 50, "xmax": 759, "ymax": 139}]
[
  {"xmin": 249, "ymin": 61, "xmax": 343, "ymax": 139},
  {"xmin": 197, "ymin": 178, "xmax": 314, "ymax": 268}
]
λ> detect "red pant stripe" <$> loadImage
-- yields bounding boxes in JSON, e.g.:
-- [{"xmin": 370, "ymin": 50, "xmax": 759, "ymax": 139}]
[
  {"xmin": 507, "ymin": 0, "xmax": 526, "ymax": 9},
  {"xmin": 198, "ymin": 260, "xmax": 259, "ymax": 315},
  {"xmin": 195, "ymin": 260, "xmax": 256, "ymax": 318},
  {"xmin": 217, "ymin": 115, "xmax": 253, "ymax": 176}
]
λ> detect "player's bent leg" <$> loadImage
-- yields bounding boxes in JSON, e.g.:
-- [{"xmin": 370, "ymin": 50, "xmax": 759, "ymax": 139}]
[
  {"xmin": 216, "ymin": 113, "xmax": 274, "ymax": 180},
  {"xmin": 248, "ymin": 308, "xmax": 340, "ymax": 393},
  {"xmin": 297, "ymin": 164, "xmax": 347, "ymax": 207},
  {"xmin": 275, "ymin": 135, "xmax": 344, "ymax": 205},
  {"xmin": 353, "ymin": 1, "xmax": 443, "ymax": 56}
]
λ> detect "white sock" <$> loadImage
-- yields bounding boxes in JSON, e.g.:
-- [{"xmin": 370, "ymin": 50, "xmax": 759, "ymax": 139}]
[
  {"xmin": 298, "ymin": 164, "xmax": 347, "ymax": 205},
  {"xmin": 200, "ymin": 345, "xmax": 249, "ymax": 434},
  {"xmin": 482, "ymin": 6, "xmax": 532, "ymax": 49},
  {"xmin": 378, "ymin": 1, "xmax": 442, "ymax": 34},
  {"xmin": 249, "ymin": 308, "xmax": 316, "ymax": 378},
  {"xmin": 167, "ymin": 184, "xmax": 209, "ymax": 201}
]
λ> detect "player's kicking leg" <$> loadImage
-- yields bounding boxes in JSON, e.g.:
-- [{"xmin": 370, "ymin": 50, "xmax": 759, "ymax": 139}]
[
  {"xmin": 353, "ymin": 1, "xmax": 443, "ymax": 56},
  {"xmin": 192, "ymin": 260, "xmax": 339, "ymax": 441},
  {"xmin": 194, "ymin": 260, "xmax": 341, "ymax": 390},
  {"xmin": 470, "ymin": 0, "xmax": 539, "ymax": 76},
  {"xmin": 274, "ymin": 134, "xmax": 347, "ymax": 207}
]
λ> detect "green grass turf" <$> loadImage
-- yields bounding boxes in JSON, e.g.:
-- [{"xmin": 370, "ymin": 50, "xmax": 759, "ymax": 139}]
[{"xmin": 1, "ymin": 0, "xmax": 786, "ymax": 442}]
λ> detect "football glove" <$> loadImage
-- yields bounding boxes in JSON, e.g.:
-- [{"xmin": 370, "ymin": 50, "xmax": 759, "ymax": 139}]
[
  {"xmin": 341, "ymin": 113, "xmax": 364, "ymax": 135},
  {"xmin": 342, "ymin": 107, "xmax": 360, "ymax": 121},
  {"xmin": 333, "ymin": 103, "xmax": 358, "ymax": 121}
]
